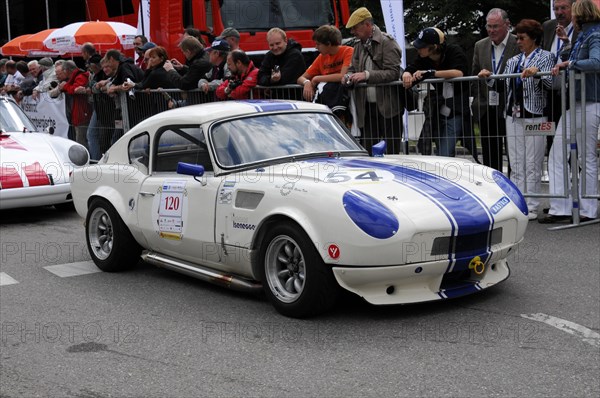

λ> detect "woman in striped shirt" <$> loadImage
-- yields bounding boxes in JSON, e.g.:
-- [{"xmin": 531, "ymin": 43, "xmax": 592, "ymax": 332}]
[{"xmin": 504, "ymin": 19, "xmax": 556, "ymax": 221}]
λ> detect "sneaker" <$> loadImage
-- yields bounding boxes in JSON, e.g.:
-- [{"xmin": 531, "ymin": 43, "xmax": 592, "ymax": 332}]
[
  {"xmin": 538, "ymin": 214, "xmax": 571, "ymax": 224},
  {"xmin": 528, "ymin": 211, "xmax": 538, "ymax": 221}
]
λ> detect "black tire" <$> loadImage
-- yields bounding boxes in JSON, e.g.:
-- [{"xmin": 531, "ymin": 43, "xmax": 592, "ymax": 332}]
[
  {"xmin": 85, "ymin": 198, "xmax": 141, "ymax": 272},
  {"xmin": 259, "ymin": 222, "xmax": 340, "ymax": 318}
]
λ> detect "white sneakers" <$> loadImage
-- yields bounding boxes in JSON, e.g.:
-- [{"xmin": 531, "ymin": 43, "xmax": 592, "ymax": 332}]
[{"xmin": 528, "ymin": 211, "xmax": 538, "ymax": 221}]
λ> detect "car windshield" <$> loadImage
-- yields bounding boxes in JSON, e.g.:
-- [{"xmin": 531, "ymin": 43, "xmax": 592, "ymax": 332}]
[
  {"xmin": 210, "ymin": 112, "xmax": 362, "ymax": 167},
  {"xmin": 0, "ymin": 98, "xmax": 38, "ymax": 133}
]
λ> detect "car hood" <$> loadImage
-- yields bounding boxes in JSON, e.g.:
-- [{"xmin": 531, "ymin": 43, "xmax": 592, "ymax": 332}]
[
  {"xmin": 0, "ymin": 133, "xmax": 70, "ymax": 188},
  {"xmin": 261, "ymin": 156, "xmax": 507, "ymax": 234}
]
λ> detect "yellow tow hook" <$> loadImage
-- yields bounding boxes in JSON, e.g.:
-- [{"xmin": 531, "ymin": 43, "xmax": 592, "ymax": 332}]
[{"xmin": 468, "ymin": 256, "xmax": 485, "ymax": 275}]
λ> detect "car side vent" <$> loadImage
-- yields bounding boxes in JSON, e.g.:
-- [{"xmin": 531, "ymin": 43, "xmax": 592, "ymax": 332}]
[
  {"xmin": 431, "ymin": 228, "xmax": 503, "ymax": 256},
  {"xmin": 235, "ymin": 191, "xmax": 264, "ymax": 209}
]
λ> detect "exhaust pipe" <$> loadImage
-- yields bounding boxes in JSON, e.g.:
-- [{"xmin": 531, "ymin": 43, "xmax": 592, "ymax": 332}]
[{"xmin": 141, "ymin": 251, "xmax": 262, "ymax": 294}]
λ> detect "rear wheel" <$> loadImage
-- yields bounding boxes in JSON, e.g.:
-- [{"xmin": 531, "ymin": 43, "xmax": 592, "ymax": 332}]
[
  {"xmin": 260, "ymin": 222, "xmax": 339, "ymax": 318},
  {"xmin": 86, "ymin": 198, "xmax": 141, "ymax": 272}
]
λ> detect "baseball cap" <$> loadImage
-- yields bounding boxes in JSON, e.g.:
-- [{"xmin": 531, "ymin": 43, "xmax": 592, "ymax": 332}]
[
  {"xmin": 220, "ymin": 27, "xmax": 240, "ymax": 39},
  {"xmin": 412, "ymin": 27, "xmax": 445, "ymax": 49},
  {"xmin": 138, "ymin": 42, "xmax": 156, "ymax": 51},
  {"xmin": 206, "ymin": 39, "xmax": 230, "ymax": 52},
  {"xmin": 346, "ymin": 7, "xmax": 372, "ymax": 29}
]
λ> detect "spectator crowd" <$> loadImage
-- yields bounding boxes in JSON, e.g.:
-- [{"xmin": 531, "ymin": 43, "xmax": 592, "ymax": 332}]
[{"xmin": 1, "ymin": 0, "xmax": 599, "ymax": 223}]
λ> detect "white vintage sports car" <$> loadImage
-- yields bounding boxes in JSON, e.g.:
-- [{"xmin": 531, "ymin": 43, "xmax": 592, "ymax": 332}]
[
  {"xmin": 0, "ymin": 96, "xmax": 89, "ymax": 210},
  {"xmin": 71, "ymin": 100, "xmax": 528, "ymax": 318}
]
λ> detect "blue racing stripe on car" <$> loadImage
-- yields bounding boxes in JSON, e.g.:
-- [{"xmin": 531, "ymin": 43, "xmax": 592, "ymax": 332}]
[
  {"xmin": 242, "ymin": 100, "xmax": 297, "ymax": 112},
  {"xmin": 315, "ymin": 158, "xmax": 494, "ymax": 273},
  {"xmin": 438, "ymin": 282, "xmax": 482, "ymax": 299}
]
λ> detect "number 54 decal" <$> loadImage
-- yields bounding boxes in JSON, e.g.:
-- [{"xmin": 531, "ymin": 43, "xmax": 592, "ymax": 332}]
[{"xmin": 324, "ymin": 169, "xmax": 391, "ymax": 184}]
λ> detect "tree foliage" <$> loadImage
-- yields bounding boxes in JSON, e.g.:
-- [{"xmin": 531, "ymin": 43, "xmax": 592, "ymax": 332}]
[{"xmin": 348, "ymin": 0, "xmax": 552, "ymax": 40}]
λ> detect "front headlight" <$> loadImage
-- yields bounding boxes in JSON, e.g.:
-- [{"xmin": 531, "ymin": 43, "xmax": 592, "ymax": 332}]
[
  {"xmin": 343, "ymin": 190, "xmax": 399, "ymax": 239},
  {"xmin": 492, "ymin": 170, "xmax": 528, "ymax": 215},
  {"xmin": 68, "ymin": 145, "xmax": 89, "ymax": 166}
]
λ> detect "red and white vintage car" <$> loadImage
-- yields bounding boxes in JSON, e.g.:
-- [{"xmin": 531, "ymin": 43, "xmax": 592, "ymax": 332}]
[{"xmin": 0, "ymin": 96, "xmax": 89, "ymax": 210}]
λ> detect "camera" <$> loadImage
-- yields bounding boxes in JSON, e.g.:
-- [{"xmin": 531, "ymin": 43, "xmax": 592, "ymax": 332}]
[
  {"xmin": 126, "ymin": 78, "xmax": 136, "ymax": 99},
  {"xmin": 343, "ymin": 73, "xmax": 354, "ymax": 88},
  {"xmin": 228, "ymin": 79, "xmax": 243, "ymax": 90}
]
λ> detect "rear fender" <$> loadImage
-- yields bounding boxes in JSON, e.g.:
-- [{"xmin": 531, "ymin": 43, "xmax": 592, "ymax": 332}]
[{"xmin": 86, "ymin": 186, "xmax": 145, "ymax": 245}]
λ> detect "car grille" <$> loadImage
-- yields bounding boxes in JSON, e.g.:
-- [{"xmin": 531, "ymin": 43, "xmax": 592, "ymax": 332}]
[{"xmin": 430, "ymin": 228, "xmax": 503, "ymax": 256}]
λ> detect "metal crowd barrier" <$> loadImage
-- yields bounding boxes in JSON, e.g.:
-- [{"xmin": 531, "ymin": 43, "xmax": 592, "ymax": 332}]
[{"xmin": 19, "ymin": 71, "xmax": 598, "ymax": 227}]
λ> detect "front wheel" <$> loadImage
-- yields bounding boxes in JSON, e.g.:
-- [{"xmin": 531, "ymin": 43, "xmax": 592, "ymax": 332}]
[
  {"xmin": 260, "ymin": 222, "xmax": 339, "ymax": 318},
  {"xmin": 86, "ymin": 198, "xmax": 141, "ymax": 272}
]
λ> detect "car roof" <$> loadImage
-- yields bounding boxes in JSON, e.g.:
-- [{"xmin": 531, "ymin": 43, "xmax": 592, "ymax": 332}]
[{"xmin": 130, "ymin": 100, "xmax": 332, "ymax": 132}]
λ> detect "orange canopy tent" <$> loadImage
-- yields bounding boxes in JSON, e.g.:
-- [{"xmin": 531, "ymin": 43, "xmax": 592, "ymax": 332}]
[
  {"xmin": 18, "ymin": 29, "xmax": 63, "ymax": 57},
  {"xmin": 1, "ymin": 34, "xmax": 32, "ymax": 57}
]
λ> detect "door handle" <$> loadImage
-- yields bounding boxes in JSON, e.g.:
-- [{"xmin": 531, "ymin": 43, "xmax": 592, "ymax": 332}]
[{"xmin": 139, "ymin": 192, "xmax": 155, "ymax": 197}]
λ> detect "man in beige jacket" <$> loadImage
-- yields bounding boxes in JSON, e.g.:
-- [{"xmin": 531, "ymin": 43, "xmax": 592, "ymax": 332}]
[{"xmin": 345, "ymin": 7, "xmax": 403, "ymax": 154}]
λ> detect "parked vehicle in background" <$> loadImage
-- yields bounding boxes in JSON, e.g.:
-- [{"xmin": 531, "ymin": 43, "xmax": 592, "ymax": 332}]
[
  {"xmin": 86, "ymin": 0, "xmax": 350, "ymax": 60},
  {"xmin": 0, "ymin": 96, "xmax": 89, "ymax": 210}
]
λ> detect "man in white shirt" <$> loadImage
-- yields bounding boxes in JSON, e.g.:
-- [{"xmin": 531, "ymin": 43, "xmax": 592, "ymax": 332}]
[{"xmin": 1, "ymin": 61, "xmax": 24, "ymax": 96}]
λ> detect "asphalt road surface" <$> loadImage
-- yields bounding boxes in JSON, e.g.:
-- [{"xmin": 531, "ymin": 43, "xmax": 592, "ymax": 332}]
[{"xmin": 1, "ymin": 206, "xmax": 598, "ymax": 397}]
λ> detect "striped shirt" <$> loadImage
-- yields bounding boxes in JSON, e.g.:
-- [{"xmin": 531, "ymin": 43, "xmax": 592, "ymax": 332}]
[{"xmin": 504, "ymin": 48, "xmax": 555, "ymax": 116}]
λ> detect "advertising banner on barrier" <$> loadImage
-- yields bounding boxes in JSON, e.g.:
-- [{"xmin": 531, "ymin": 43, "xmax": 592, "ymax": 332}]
[{"xmin": 20, "ymin": 94, "xmax": 69, "ymax": 138}]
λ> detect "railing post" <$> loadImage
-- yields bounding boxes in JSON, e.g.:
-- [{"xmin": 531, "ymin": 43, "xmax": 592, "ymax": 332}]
[
  {"xmin": 580, "ymin": 72, "xmax": 588, "ymax": 201},
  {"xmin": 568, "ymin": 70, "xmax": 581, "ymax": 224},
  {"xmin": 119, "ymin": 92, "xmax": 130, "ymax": 133}
]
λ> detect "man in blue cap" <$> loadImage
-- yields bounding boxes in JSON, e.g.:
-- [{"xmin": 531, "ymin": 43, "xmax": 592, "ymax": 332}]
[
  {"xmin": 402, "ymin": 27, "xmax": 471, "ymax": 158},
  {"xmin": 198, "ymin": 39, "xmax": 231, "ymax": 93}
]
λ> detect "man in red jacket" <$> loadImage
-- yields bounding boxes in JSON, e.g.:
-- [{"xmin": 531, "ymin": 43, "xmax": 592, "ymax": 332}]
[
  {"xmin": 216, "ymin": 50, "xmax": 258, "ymax": 100},
  {"xmin": 50, "ymin": 60, "xmax": 92, "ymax": 147}
]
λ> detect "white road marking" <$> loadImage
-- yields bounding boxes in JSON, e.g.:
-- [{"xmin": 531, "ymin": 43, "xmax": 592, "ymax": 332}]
[
  {"xmin": 521, "ymin": 313, "xmax": 600, "ymax": 348},
  {"xmin": 0, "ymin": 272, "xmax": 19, "ymax": 286},
  {"xmin": 44, "ymin": 261, "xmax": 102, "ymax": 278}
]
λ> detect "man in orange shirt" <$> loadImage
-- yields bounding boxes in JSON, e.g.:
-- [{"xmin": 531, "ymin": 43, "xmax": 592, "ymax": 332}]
[{"xmin": 297, "ymin": 25, "xmax": 353, "ymax": 118}]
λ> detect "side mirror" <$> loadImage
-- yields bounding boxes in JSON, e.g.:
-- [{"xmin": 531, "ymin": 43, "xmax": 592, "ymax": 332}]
[
  {"xmin": 371, "ymin": 140, "xmax": 386, "ymax": 157},
  {"xmin": 177, "ymin": 162, "xmax": 205, "ymax": 177}
]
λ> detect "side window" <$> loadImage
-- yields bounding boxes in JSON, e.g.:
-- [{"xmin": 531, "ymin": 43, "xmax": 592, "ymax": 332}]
[
  {"xmin": 154, "ymin": 126, "xmax": 212, "ymax": 172},
  {"xmin": 128, "ymin": 133, "xmax": 150, "ymax": 175}
]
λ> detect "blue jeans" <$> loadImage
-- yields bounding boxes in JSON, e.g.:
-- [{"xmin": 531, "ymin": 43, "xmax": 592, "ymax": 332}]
[
  {"xmin": 435, "ymin": 115, "xmax": 462, "ymax": 157},
  {"xmin": 86, "ymin": 112, "xmax": 101, "ymax": 160}
]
